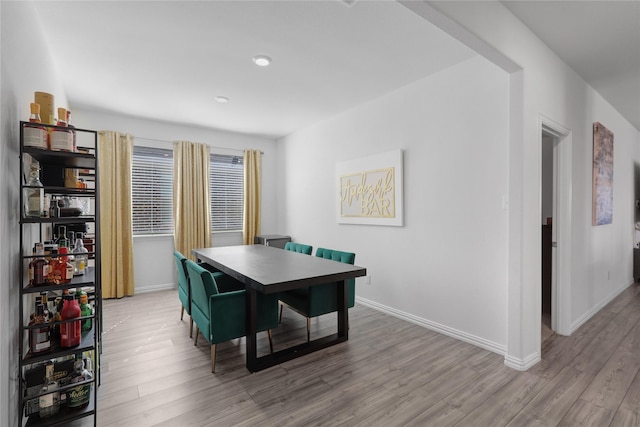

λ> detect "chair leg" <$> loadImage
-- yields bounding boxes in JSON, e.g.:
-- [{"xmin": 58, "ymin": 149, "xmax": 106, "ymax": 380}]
[
  {"xmin": 279, "ymin": 304, "xmax": 284, "ymax": 323},
  {"xmin": 211, "ymin": 344, "xmax": 216, "ymax": 373},
  {"xmin": 194, "ymin": 326, "xmax": 199, "ymax": 346},
  {"xmin": 268, "ymin": 329, "xmax": 273, "ymax": 353},
  {"xmin": 180, "ymin": 305, "xmax": 184, "ymax": 320},
  {"xmin": 189, "ymin": 318, "xmax": 194, "ymax": 338},
  {"xmin": 306, "ymin": 317, "xmax": 310, "ymax": 342}
]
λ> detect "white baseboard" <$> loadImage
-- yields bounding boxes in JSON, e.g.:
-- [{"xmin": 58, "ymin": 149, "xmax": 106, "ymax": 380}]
[
  {"xmin": 504, "ymin": 351, "xmax": 540, "ymax": 371},
  {"xmin": 569, "ymin": 281, "xmax": 634, "ymax": 334},
  {"xmin": 135, "ymin": 282, "xmax": 176, "ymax": 294},
  {"xmin": 355, "ymin": 296, "xmax": 506, "ymax": 356}
]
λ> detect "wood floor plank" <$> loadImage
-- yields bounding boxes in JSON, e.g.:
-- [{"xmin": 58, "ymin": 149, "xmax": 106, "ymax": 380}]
[
  {"xmin": 94, "ymin": 284, "xmax": 640, "ymax": 426},
  {"xmin": 616, "ymin": 368, "xmax": 640, "ymax": 418},
  {"xmin": 577, "ymin": 319, "xmax": 640, "ymax": 411},
  {"xmin": 505, "ymin": 366, "xmax": 593, "ymax": 426},
  {"xmin": 557, "ymin": 398, "xmax": 614, "ymax": 427},
  {"xmin": 608, "ymin": 408, "xmax": 640, "ymax": 427},
  {"xmin": 453, "ymin": 371, "xmax": 549, "ymax": 426}
]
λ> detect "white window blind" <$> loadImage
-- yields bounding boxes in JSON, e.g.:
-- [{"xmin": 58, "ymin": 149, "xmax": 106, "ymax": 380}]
[
  {"xmin": 132, "ymin": 146, "xmax": 174, "ymax": 235},
  {"xmin": 210, "ymin": 153, "xmax": 244, "ymax": 232}
]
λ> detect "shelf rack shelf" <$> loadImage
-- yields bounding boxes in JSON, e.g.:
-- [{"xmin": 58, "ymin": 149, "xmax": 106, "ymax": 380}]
[{"xmin": 18, "ymin": 121, "xmax": 101, "ymax": 427}]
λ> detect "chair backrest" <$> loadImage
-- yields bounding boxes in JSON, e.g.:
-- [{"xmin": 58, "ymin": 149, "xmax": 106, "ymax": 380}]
[
  {"xmin": 174, "ymin": 250, "xmax": 189, "ymax": 292},
  {"xmin": 185, "ymin": 259, "xmax": 278, "ymax": 344},
  {"xmin": 174, "ymin": 250, "xmax": 192, "ymax": 314},
  {"xmin": 185, "ymin": 259, "xmax": 220, "ymax": 300},
  {"xmin": 312, "ymin": 247, "xmax": 357, "ymax": 312},
  {"xmin": 315, "ymin": 248, "xmax": 355, "ymax": 265},
  {"xmin": 284, "ymin": 241, "xmax": 313, "ymax": 255},
  {"xmin": 185, "ymin": 259, "xmax": 220, "ymax": 341}
]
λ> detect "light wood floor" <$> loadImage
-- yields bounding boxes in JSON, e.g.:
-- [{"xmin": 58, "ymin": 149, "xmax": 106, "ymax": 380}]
[{"xmin": 93, "ymin": 283, "xmax": 640, "ymax": 426}]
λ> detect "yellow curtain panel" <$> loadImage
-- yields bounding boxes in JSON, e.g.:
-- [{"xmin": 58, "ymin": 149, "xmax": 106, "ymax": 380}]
[
  {"xmin": 98, "ymin": 131, "xmax": 135, "ymax": 298},
  {"xmin": 243, "ymin": 149, "xmax": 262, "ymax": 245},
  {"xmin": 173, "ymin": 140, "xmax": 211, "ymax": 260}
]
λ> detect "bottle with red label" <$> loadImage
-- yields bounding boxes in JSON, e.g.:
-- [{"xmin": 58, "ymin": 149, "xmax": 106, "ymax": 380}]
[
  {"xmin": 28, "ymin": 296, "xmax": 51, "ymax": 354},
  {"xmin": 60, "ymin": 295, "xmax": 82, "ymax": 347},
  {"xmin": 28, "ymin": 243, "xmax": 49, "ymax": 286}
]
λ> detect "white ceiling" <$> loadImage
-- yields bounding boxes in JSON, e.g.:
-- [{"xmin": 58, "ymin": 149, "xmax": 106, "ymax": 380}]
[
  {"xmin": 502, "ymin": 0, "xmax": 640, "ymax": 131},
  {"xmin": 32, "ymin": 0, "xmax": 476, "ymax": 138},
  {"xmin": 32, "ymin": 1, "xmax": 640, "ymax": 137}
]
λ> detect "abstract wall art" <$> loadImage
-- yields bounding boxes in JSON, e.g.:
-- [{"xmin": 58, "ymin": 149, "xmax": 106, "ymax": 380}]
[{"xmin": 593, "ymin": 122, "xmax": 614, "ymax": 226}]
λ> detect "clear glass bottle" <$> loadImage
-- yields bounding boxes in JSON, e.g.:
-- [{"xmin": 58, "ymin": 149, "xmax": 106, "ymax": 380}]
[
  {"xmin": 24, "ymin": 162, "xmax": 44, "ymax": 218},
  {"xmin": 38, "ymin": 361, "xmax": 60, "ymax": 418},
  {"xmin": 24, "ymin": 103, "xmax": 48, "ymax": 149},
  {"xmin": 73, "ymin": 232, "xmax": 89, "ymax": 276},
  {"xmin": 73, "ymin": 233, "xmax": 88, "ymax": 276}
]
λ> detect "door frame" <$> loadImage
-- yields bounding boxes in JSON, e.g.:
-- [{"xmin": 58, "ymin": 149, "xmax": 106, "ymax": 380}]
[{"xmin": 539, "ymin": 115, "xmax": 572, "ymax": 337}]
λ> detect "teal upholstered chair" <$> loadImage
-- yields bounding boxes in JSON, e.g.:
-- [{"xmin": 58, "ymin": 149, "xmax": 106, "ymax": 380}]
[
  {"xmin": 278, "ymin": 247, "xmax": 356, "ymax": 341},
  {"xmin": 185, "ymin": 259, "xmax": 279, "ymax": 373},
  {"xmin": 284, "ymin": 241, "xmax": 313, "ymax": 255},
  {"xmin": 176, "ymin": 250, "xmax": 245, "ymax": 339},
  {"xmin": 175, "ymin": 251, "xmax": 196, "ymax": 338}
]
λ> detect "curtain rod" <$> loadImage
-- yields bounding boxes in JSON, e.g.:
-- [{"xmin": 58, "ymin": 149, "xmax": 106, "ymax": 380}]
[{"xmin": 134, "ymin": 136, "xmax": 263, "ymax": 154}]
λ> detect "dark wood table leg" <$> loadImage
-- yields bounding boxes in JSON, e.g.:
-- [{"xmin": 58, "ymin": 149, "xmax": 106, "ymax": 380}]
[
  {"xmin": 246, "ymin": 287, "xmax": 258, "ymax": 372},
  {"xmin": 337, "ymin": 279, "xmax": 348, "ymax": 339}
]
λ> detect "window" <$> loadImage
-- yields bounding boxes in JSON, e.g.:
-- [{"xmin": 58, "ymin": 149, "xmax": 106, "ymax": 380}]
[
  {"xmin": 210, "ymin": 153, "xmax": 244, "ymax": 232},
  {"xmin": 132, "ymin": 146, "xmax": 174, "ymax": 235}
]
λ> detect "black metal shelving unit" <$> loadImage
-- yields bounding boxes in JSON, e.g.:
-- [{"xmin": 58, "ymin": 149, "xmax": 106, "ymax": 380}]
[{"xmin": 18, "ymin": 121, "xmax": 101, "ymax": 427}]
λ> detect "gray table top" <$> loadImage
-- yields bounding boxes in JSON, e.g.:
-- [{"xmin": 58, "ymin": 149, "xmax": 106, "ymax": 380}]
[{"xmin": 192, "ymin": 245, "xmax": 366, "ymax": 294}]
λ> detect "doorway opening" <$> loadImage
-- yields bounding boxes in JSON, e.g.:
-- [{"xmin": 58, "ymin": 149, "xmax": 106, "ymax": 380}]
[
  {"xmin": 539, "ymin": 117, "xmax": 572, "ymax": 350},
  {"xmin": 541, "ymin": 130, "xmax": 556, "ymax": 343}
]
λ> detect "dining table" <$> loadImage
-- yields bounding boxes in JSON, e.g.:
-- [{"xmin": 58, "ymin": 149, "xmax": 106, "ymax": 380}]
[{"xmin": 192, "ymin": 244, "xmax": 366, "ymax": 372}]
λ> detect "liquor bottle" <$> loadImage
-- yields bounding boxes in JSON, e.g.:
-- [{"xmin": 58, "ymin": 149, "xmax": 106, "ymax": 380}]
[
  {"xmin": 28, "ymin": 298, "xmax": 51, "ymax": 354},
  {"xmin": 58, "ymin": 248, "xmax": 74, "ymax": 284},
  {"xmin": 24, "ymin": 162, "xmax": 44, "ymax": 218},
  {"xmin": 72, "ymin": 233, "xmax": 88, "ymax": 276},
  {"xmin": 57, "ymin": 226, "xmax": 68, "ymax": 249},
  {"xmin": 40, "ymin": 292, "xmax": 52, "ymax": 323},
  {"xmin": 50, "ymin": 107, "xmax": 74, "ymax": 152},
  {"xmin": 78, "ymin": 291, "xmax": 92, "ymax": 331},
  {"xmin": 38, "ymin": 361, "xmax": 60, "ymax": 418},
  {"xmin": 29, "ymin": 243, "xmax": 49, "ymax": 286},
  {"xmin": 66, "ymin": 110, "xmax": 77, "ymax": 151},
  {"xmin": 48, "ymin": 197, "xmax": 60, "ymax": 218},
  {"xmin": 67, "ymin": 354, "xmax": 92, "ymax": 409},
  {"xmin": 23, "ymin": 103, "xmax": 48, "ymax": 149},
  {"xmin": 60, "ymin": 295, "xmax": 82, "ymax": 347},
  {"xmin": 47, "ymin": 249, "xmax": 58, "ymax": 284}
]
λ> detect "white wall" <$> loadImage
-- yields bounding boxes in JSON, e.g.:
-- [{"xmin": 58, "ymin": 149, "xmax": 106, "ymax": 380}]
[
  {"xmin": 0, "ymin": 2, "xmax": 69, "ymax": 425},
  {"xmin": 278, "ymin": 55, "xmax": 511, "ymax": 353},
  {"xmin": 408, "ymin": 1, "xmax": 640, "ymax": 367},
  {"xmin": 72, "ymin": 109, "xmax": 279, "ymax": 293}
]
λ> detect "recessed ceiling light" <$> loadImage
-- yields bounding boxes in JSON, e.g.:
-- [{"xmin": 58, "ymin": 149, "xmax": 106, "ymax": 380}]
[
  {"xmin": 215, "ymin": 96, "xmax": 229, "ymax": 103},
  {"xmin": 252, "ymin": 55, "xmax": 272, "ymax": 67}
]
